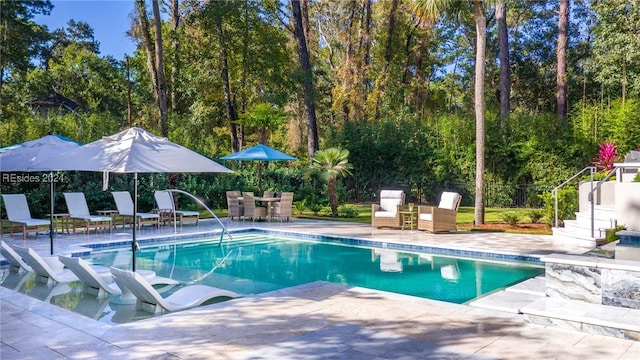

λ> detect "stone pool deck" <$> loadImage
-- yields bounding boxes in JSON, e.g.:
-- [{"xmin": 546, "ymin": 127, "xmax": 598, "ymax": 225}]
[{"xmin": 1, "ymin": 219, "xmax": 639, "ymax": 359}]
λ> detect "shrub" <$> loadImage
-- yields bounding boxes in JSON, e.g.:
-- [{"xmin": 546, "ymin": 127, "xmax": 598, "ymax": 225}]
[
  {"xmin": 338, "ymin": 205, "xmax": 359, "ymax": 218},
  {"xmin": 308, "ymin": 203, "xmax": 324, "ymax": 215},
  {"xmin": 540, "ymin": 187, "xmax": 578, "ymax": 227},
  {"xmin": 526, "ymin": 209, "xmax": 544, "ymax": 224},
  {"xmin": 293, "ymin": 199, "xmax": 307, "ymax": 215},
  {"xmin": 500, "ymin": 212, "xmax": 521, "ymax": 226},
  {"xmin": 606, "ymin": 225, "xmax": 627, "ymax": 243}
]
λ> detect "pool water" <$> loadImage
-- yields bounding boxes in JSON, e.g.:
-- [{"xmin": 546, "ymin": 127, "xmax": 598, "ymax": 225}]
[
  {"xmin": 4, "ymin": 233, "xmax": 543, "ymax": 324},
  {"xmin": 95, "ymin": 233, "xmax": 543, "ymax": 304}
]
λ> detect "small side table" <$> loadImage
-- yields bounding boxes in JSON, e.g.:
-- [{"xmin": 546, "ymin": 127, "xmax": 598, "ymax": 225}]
[
  {"xmin": 97, "ymin": 210, "xmax": 119, "ymax": 229},
  {"xmin": 47, "ymin": 213, "xmax": 70, "ymax": 234},
  {"xmin": 153, "ymin": 208, "xmax": 174, "ymax": 226},
  {"xmin": 399, "ymin": 211, "xmax": 416, "ymax": 231}
]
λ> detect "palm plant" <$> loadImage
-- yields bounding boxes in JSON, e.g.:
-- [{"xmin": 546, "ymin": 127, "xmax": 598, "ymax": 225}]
[{"xmin": 307, "ymin": 148, "xmax": 353, "ymax": 217}]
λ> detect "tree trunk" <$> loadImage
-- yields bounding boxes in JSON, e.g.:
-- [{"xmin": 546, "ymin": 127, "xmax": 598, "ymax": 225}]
[
  {"xmin": 328, "ymin": 178, "xmax": 337, "ymax": 216},
  {"xmin": 473, "ymin": 1, "xmax": 486, "ymax": 226},
  {"xmin": 135, "ymin": 0, "xmax": 159, "ymax": 105},
  {"xmin": 215, "ymin": 12, "xmax": 239, "ymax": 153},
  {"xmin": 361, "ymin": 0, "xmax": 372, "ymax": 123},
  {"xmin": 170, "ymin": 0, "xmax": 180, "ymax": 113},
  {"xmin": 384, "ymin": 0, "xmax": 399, "ymax": 68},
  {"xmin": 152, "ymin": 0, "xmax": 168, "ymax": 137},
  {"xmin": 556, "ymin": 0, "xmax": 569, "ymax": 122},
  {"xmin": 291, "ymin": 0, "xmax": 319, "ymax": 158},
  {"xmin": 496, "ymin": 0, "xmax": 510, "ymax": 126}
]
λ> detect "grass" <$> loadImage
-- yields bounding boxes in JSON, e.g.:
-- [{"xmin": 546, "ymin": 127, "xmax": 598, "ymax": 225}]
[{"xmin": 211, "ymin": 203, "xmax": 552, "ymax": 234}]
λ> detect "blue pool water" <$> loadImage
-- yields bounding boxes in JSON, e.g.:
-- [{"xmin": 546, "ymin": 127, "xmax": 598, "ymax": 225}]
[
  {"xmin": 93, "ymin": 233, "xmax": 543, "ymax": 304},
  {"xmin": 4, "ymin": 232, "xmax": 543, "ymax": 324}
]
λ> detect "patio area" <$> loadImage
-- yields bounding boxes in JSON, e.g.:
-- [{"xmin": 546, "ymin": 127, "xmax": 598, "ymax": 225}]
[{"xmin": 1, "ymin": 219, "xmax": 639, "ymax": 359}]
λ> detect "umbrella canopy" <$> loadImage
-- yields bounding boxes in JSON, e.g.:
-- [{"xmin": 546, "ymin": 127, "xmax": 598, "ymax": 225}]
[
  {"xmin": 35, "ymin": 126, "xmax": 232, "ymax": 271},
  {"xmin": 0, "ymin": 134, "xmax": 81, "ymax": 254},
  {"xmin": 221, "ymin": 144, "xmax": 297, "ymax": 192},
  {"xmin": 38, "ymin": 127, "xmax": 232, "ymax": 173},
  {"xmin": 221, "ymin": 144, "xmax": 297, "ymax": 162},
  {"xmin": 0, "ymin": 135, "xmax": 80, "ymax": 171}
]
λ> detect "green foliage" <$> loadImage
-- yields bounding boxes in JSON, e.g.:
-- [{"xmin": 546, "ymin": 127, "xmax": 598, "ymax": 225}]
[
  {"xmin": 606, "ymin": 225, "xmax": 627, "ymax": 243},
  {"xmin": 307, "ymin": 202, "xmax": 324, "ymax": 216},
  {"xmin": 293, "ymin": 199, "xmax": 307, "ymax": 215},
  {"xmin": 338, "ymin": 205, "xmax": 359, "ymax": 218},
  {"xmin": 526, "ymin": 209, "xmax": 544, "ymax": 224},
  {"xmin": 540, "ymin": 188, "xmax": 578, "ymax": 227},
  {"xmin": 500, "ymin": 212, "xmax": 521, "ymax": 226}
]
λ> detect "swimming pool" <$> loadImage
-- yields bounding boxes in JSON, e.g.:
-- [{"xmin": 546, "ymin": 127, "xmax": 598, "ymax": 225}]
[
  {"xmin": 5, "ymin": 232, "xmax": 543, "ymax": 324},
  {"xmin": 92, "ymin": 233, "xmax": 543, "ymax": 303}
]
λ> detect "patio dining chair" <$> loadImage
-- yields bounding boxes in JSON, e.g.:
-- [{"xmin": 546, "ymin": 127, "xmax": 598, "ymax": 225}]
[
  {"xmin": 226, "ymin": 191, "xmax": 244, "ymax": 221},
  {"xmin": 242, "ymin": 192, "xmax": 267, "ymax": 222},
  {"xmin": 270, "ymin": 192, "xmax": 293, "ymax": 222}
]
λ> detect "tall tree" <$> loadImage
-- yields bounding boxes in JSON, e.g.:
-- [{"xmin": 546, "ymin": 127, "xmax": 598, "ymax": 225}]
[
  {"xmin": 133, "ymin": 0, "xmax": 167, "ymax": 136},
  {"xmin": 169, "ymin": 0, "xmax": 180, "ymax": 112},
  {"xmin": 291, "ymin": 0, "xmax": 319, "ymax": 158},
  {"xmin": 496, "ymin": 0, "xmax": 510, "ymax": 124},
  {"xmin": 0, "ymin": 0, "xmax": 52, "ymax": 101},
  {"xmin": 556, "ymin": 0, "xmax": 569, "ymax": 121},
  {"xmin": 412, "ymin": 0, "xmax": 487, "ymax": 225}
]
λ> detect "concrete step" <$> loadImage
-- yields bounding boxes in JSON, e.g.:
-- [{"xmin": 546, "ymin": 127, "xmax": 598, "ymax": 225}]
[
  {"xmin": 521, "ymin": 297, "xmax": 640, "ymax": 340},
  {"xmin": 574, "ymin": 212, "xmax": 617, "ymax": 229},
  {"xmin": 562, "ymin": 220, "xmax": 608, "ymax": 238},
  {"xmin": 469, "ymin": 277, "xmax": 546, "ymax": 314},
  {"xmin": 551, "ymin": 227, "xmax": 605, "ymax": 248}
]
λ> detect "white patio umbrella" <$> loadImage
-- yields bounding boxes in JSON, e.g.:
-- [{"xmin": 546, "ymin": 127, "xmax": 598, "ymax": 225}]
[
  {"xmin": 0, "ymin": 135, "xmax": 80, "ymax": 254},
  {"xmin": 34, "ymin": 126, "xmax": 233, "ymax": 271}
]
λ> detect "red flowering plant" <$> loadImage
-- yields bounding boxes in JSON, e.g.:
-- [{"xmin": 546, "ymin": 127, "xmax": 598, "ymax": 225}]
[{"xmin": 592, "ymin": 140, "xmax": 618, "ymax": 172}]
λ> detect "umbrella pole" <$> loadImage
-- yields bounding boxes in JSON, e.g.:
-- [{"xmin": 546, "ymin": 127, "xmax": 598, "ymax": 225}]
[
  {"xmin": 132, "ymin": 172, "xmax": 137, "ymax": 272},
  {"xmin": 49, "ymin": 176, "xmax": 54, "ymax": 255}
]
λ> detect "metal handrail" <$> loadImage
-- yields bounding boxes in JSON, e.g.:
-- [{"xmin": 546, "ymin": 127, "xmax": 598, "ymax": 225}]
[
  {"xmin": 551, "ymin": 167, "xmax": 596, "ymax": 227},
  {"xmin": 587, "ymin": 169, "xmax": 617, "ymax": 238},
  {"xmin": 163, "ymin": 188, "xmax": 233, "ymax": 245}
]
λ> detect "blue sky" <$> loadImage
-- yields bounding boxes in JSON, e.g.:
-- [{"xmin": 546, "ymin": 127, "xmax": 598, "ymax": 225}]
[{"xmin": 34, "ymin": 0, "xmax": 138, "ymax": 61}]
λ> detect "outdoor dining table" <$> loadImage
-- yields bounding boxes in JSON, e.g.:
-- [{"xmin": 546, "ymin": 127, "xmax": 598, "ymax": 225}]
[
  {"xmin": 255, "ymin": 196, "xmax": 281, "ymax": 220},
  {"xmin": 237, "ymin": 195, "xmax": 281, "ymax": 221}
]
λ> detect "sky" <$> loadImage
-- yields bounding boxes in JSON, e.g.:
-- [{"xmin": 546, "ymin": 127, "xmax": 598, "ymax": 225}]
[{"xmin": 34, "ymin": 0, "xmax": 138, "ymax": 61}]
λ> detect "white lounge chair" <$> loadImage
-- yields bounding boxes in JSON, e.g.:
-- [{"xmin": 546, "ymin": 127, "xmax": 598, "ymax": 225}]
[
  {"xmin": 58, "ymin": 256, "xmax": 121, "ymax": 298},
  {"xmin": 1, "ymin": 240, "xmax": 32, "ymax": 273},
  {"xmin": 153, "ymin": 190, "xmax": 199, "ymax": 226},
  {"xmin": 63, "ymin": 192, "xmax": 113, "ymax": 234},
  {"xmin": 1, "ymin": 194, "xmax": 50, "ymax": 239},
  {"xmin": 14, "ymin": 246, "xmax": 110, "ymax": 285},
  {"xmin": 111, "ymin": 267, "xmax": 239, "ymax": 314},
  {"xmin": 111, "ymin": 191, "xmax": 160, "ymax": 229}
]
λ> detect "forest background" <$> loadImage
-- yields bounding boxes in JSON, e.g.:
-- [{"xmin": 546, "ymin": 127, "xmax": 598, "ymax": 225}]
[{"xmin": 1, "ymin": 0, "xmax": 639, "ymax": 223}]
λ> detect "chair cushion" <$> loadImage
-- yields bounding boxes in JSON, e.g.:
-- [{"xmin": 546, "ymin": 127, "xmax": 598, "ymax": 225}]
[
  {"xmin": 419, "ymin": 213, "xmax": 433, "ymax": 221},
  {"xmin": 379, "ymin": 190, "xmax": 404, "ymax": 212},
  {"xmin": 438, "ymin": 192, "xmax": 460, "ymax": 210},
  {"xmin": 374, "ymin": 211, "xmax": 397, "ymax": 218}
]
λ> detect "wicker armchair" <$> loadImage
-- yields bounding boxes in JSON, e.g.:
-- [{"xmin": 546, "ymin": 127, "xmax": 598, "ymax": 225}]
[
  {"xmin": 371, "ymin": 190, "xmax": 405, "ymax": 228},
  {"xmin": 417, "ymin": 192, "xmax": 462, "ymax": 233}
]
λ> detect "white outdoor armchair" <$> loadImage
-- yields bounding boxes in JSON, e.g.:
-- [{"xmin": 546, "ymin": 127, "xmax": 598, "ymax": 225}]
[
  {"xmin": 371, "ymin": 190, "xmax": 405, "ymax": 229},
  {"xmin": 417, "ymin": 191, "xmax": 462, "ymax": 233},
  {"xmin": 63, "ymin": 192, "xmax": 112, "ymax": 234}
]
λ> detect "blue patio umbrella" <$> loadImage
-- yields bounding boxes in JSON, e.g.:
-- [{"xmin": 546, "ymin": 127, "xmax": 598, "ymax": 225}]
[{"xmin": 221, "ymin": 144, "xmax": 297, "ymax": 190}]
